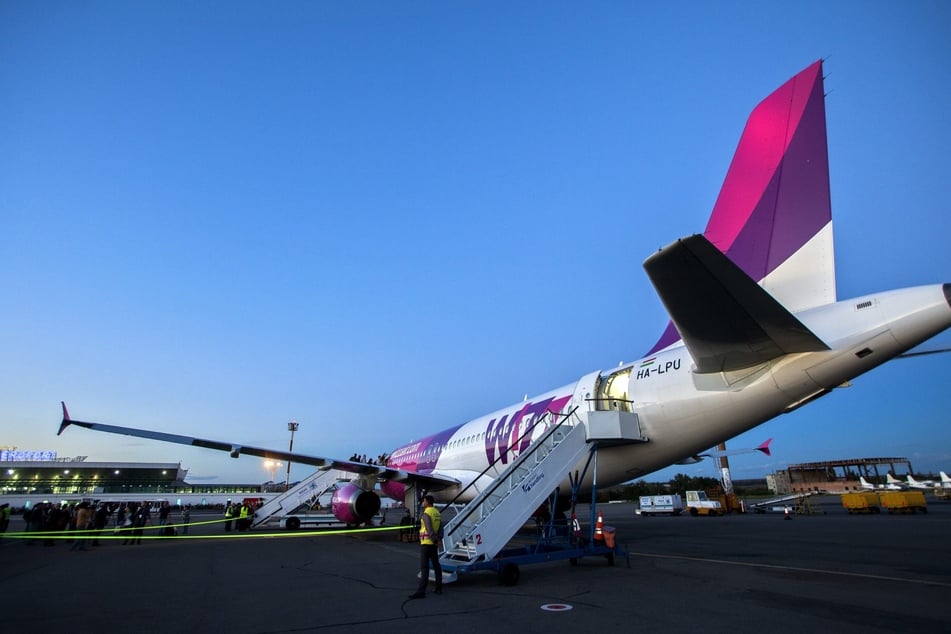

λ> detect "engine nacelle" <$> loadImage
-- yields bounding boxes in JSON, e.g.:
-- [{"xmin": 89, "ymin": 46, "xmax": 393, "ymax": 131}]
[{"xmin": 331, "ymin": 482, "xmax": 381, "ymax": 525}]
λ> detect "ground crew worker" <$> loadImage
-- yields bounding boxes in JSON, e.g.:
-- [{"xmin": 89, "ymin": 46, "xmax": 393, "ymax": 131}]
[
  {"xmin": 238, "ymin": 502, "xmax": 250, "ymax": 531},
  {"xmin": 408, "ymin": 495, "xmax": 443, "ymax": 599},
  {"xmin": 0, "ymin": 503, "xmax": 10, "ymax": 538},
  {"xmin": 224, "ymin": 501, "xmax": 234, "ymax": 532}
]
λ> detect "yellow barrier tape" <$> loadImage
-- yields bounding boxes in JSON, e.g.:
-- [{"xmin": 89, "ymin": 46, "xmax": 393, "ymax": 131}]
[{"xmin": 1, "ymin": 519, "xmax": 407, "ymax": 540}]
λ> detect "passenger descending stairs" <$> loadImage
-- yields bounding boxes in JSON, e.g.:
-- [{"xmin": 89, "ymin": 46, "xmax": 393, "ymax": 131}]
[
  {"xmin": 439, "ymin": 416, "xmax": 591, "ymax": 567},
  {"xmin": 251, "ymin": 467, "xmax": 347, "ymax": 528}
]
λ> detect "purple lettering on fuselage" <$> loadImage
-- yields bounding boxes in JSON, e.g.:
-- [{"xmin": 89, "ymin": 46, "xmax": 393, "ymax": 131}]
[{"xmin": 484, "ymin": 395, "xmax": 572, "ymax": 465}]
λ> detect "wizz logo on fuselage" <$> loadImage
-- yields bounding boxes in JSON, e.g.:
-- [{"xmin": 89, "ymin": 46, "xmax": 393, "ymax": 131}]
[{"xmin": 484, "ymin": 395, "xmax": 572, "ymax": 465}]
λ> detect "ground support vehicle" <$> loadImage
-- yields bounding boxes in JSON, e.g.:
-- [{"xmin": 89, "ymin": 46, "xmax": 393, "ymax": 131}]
[
  {"xmin": 279, "ymin": 510, "xmax": 385, "ymax": 530},
  {"xmin": 438, "ymin": 492, "xmax": 628, "ymax": 586},
  {"xmin": 638, "ymin": 494, "xmax": 683, "ymax": 516},
  {"xmin": 436, "ymin": 411, "xmax": 635, "ymax": 586},
  {"xmin": 879, "ymin": 490, "xmax": 927, "ymax": 514},
  {"xmin": 280, "ymin": 513, "xmax": 347, "ymax": 530},
  {"xmin": 841, "ymin": 492, "xmax": 882, "ymax": 514},
  {"xmin": 749, "ymin": 492, "xmax": 818, "ymax": 514},
  {"xmin": 685, "ymin": 490, "xmax": 723, "ymax": 516}
]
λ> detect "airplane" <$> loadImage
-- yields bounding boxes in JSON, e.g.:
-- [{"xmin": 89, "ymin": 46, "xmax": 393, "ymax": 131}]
[
  {"xmin": 57, "ymin": 59, "xmax": 951, "ymax": 527},
  {"xmin": 885, "ymin": 473, "xmax": 910, "ymax": 489},
  {"xmin": 904, "ymin": 474, "xmax": 935, "ymax": 489},
  {"xmin": 859, "ymin": 476, "xmax": 902, "ymax": 491},
  {"xmin": 859, "ymin": 474, "xmax": 905, "ymax": 491},
  {"xmin": 938, "ymin": 471, "xmax": 951, "ymax": 489}
]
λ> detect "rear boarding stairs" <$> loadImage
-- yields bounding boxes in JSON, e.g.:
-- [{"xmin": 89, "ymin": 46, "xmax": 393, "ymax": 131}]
[{"xmin": 434, "ymin": 406, "xmax": 646, "ymax": 586}]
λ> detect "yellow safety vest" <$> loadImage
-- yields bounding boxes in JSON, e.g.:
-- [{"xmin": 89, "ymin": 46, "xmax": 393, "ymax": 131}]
[{"xmin": 419, "ymin": 506, "xmax": 441, "ymax": 545}]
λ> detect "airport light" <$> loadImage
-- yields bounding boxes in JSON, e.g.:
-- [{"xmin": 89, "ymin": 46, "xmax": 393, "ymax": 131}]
[
  {"xmin": 286, "ymin": 421, "xmax": 299, "ymax": 491},
  {"xmin": 264, "ymin": 459, "xmax": 281, "ymax": 483}
]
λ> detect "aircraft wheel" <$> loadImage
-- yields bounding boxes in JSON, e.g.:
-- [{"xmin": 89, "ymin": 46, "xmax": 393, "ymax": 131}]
[
  {"xmin": 285, "ymin": 517, "xmax": 301, "ymax": 530},
  {"xmin": 499, "ymin": 563, "xmax": 520, "ymax": 586},
  {"xmin": 606, "ymin": 552, "xmax": 615, "ymax": 566},
  {"xmin": 569, "ymin": 557, "xmax": 578, "ymax": 566}
]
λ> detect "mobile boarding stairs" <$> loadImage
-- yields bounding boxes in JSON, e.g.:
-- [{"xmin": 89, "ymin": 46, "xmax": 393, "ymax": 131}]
[
  {"xmin": 251, "ymin": 467, "xmax": 349, "ymax": 529},
  {"xmin": 435, "ymin": 405, "xmax": 646, "ymax": 585}
]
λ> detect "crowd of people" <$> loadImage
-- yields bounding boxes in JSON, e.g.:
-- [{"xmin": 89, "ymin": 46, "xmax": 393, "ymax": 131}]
[
  {"xmin": 348, "ymin": 453, "xmax": 389, "ymax": 465},
  {"xmin": 222, "ymin": 499, "xmax": 259, "ymax": 531},
  {"xmin": 9, "ymin": 500, "xmax": 196, "ymax": 547}
]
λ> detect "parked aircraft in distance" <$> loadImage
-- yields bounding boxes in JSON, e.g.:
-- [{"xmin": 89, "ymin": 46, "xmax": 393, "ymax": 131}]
[
  {"xmin": 59, "ymin": 59, "xmax": 951, "ymax": 527},
  {"xmin": 904, "ymin": 474, "xmax": 935, "ymax": 489},
  {"xmin": 939, "ymin": 472, "xmax": 951, "ymax": 489},
  {"xmin": 885, "ymin": 473, "xmax": 910, "ymax": 489},
  {"xmin": 860, "ymin": 476, "xmax": 902, "ymax": 491}
]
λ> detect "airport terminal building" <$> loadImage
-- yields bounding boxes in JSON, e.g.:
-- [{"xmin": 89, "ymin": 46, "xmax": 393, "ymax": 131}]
[{"xmin": 0, "ymin": 452, "xmax": 271, "ymax": 508}]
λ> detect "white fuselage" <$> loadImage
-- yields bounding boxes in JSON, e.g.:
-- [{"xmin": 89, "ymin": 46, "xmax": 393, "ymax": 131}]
[{"xmin": 386, "ymin": 285, "xmax": 951, "ymax": 503}]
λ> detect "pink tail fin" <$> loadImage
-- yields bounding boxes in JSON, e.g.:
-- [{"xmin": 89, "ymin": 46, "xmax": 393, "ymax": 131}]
[{"xmin": 649, "ymin": 60, "xmax": 835, "ymax": 355}]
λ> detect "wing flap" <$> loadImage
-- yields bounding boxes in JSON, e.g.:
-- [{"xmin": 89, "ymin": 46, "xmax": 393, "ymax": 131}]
[{"xmin": 643, "ymin": 235, "xmax": 828, "ymax": 373}]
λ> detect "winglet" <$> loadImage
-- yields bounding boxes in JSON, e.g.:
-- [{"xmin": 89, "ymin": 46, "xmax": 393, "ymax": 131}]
[
  {"xmin": 755, "ymin": 438, "xmax": 772, "ymax": 457},
  {"xmin": 58, "ymin": 401, "xmax": 72, "ymax": 436}
]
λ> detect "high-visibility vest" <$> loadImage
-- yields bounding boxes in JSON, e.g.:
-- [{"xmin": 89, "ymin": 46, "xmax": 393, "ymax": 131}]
[{"xmin": 419, "ymin": 506, "xmax": 441, "ymax": 545}]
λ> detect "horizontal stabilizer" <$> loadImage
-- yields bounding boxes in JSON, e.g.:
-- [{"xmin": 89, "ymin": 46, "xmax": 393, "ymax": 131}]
[{"xmin": 643, "ymin": 235, "xmax": 828, "ymax": 373}]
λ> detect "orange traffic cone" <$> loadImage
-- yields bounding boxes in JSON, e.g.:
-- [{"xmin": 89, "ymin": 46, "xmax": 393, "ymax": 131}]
[
  {"xmin": 594, "ymin": 510, "xmax": 604, "ymax": 541},
  {"xmin": 783, "ymin": 505, "xmax": 792, "ymax": 520}
]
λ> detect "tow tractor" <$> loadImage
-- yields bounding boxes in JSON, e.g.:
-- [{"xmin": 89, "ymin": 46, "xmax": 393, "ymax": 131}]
[{"xmin": 685, "ymin": 490, "xmax": 723, "ymax": 516}]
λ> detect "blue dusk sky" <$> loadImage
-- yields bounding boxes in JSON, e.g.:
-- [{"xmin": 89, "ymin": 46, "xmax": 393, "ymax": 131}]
[{"xmin": 2, "ymin": 2, "xmax": 949, "ymax": 485}]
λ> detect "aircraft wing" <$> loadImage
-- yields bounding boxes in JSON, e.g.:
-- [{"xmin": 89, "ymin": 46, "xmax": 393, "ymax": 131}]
[
  {"xmin": 57, "ymin": 402, "xmax": 459, "ymax": 491},
  {"xmin": 643, "ymin": 235, "xmax": 829, "ymax": 373}
]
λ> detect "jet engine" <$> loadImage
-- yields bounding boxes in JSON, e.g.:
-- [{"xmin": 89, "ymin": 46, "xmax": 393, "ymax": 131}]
[{"xmin": 331, "ymin": 482, "xmax": 381, "ymax": 525}]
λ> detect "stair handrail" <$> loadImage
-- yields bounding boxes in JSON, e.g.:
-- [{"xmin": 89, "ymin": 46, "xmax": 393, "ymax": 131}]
[{"xmin": 442, "ymin": 406, "xmax": 579, "ymax": 541}]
